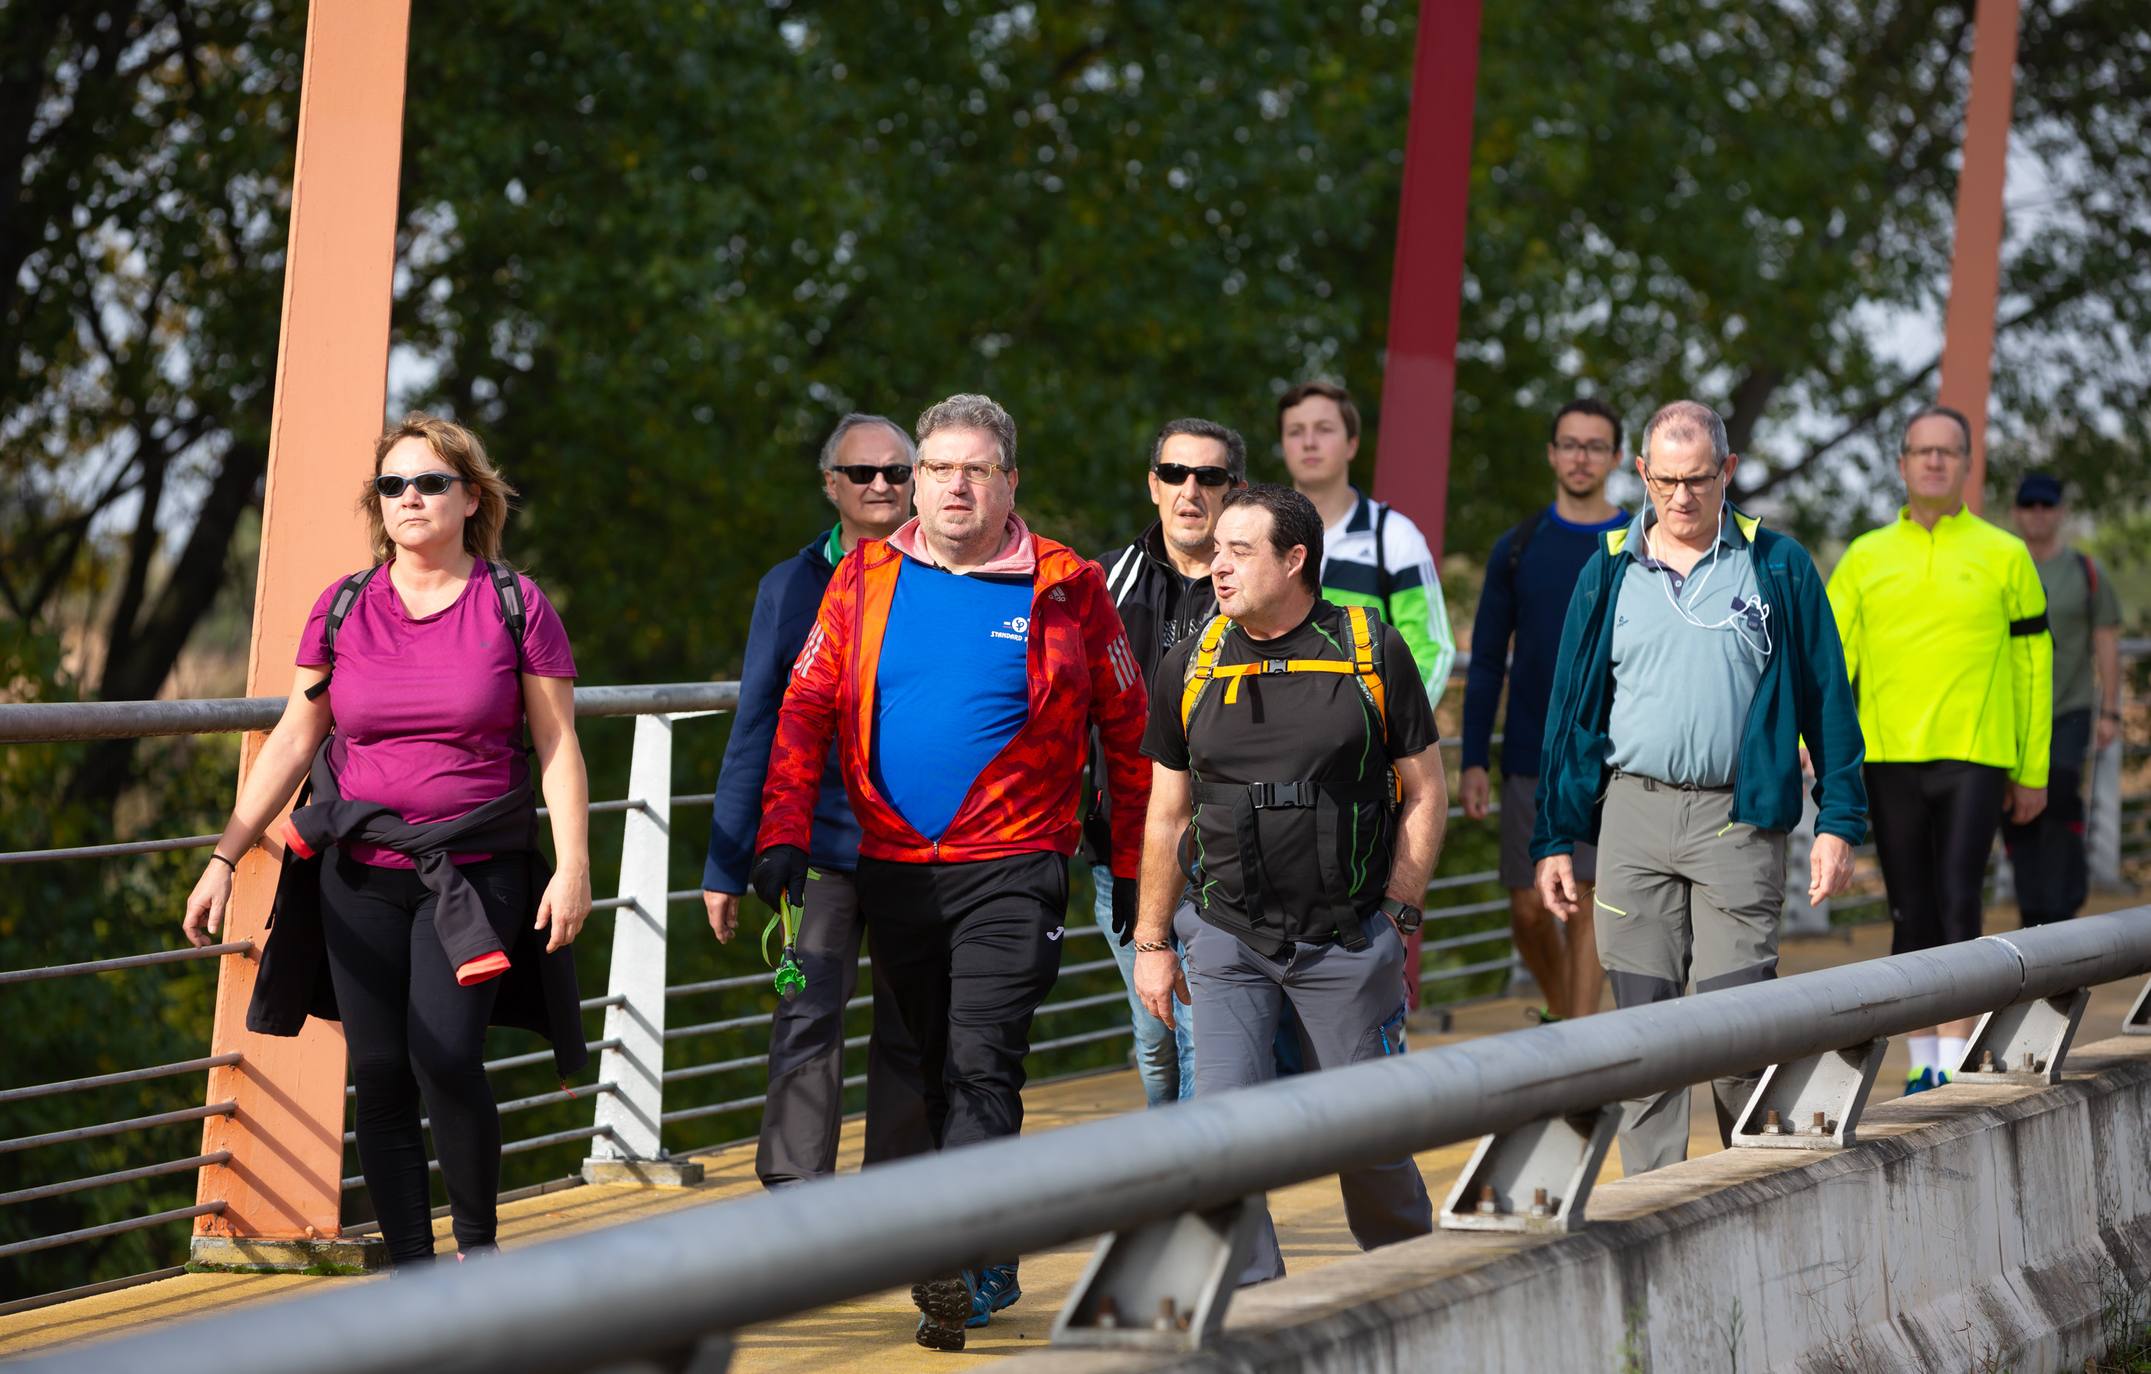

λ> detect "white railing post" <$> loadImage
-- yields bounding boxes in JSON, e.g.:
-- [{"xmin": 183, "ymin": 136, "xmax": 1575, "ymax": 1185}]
[{"xmin": 584, "ymin": 713, "xmax": 703, "ymax": 1185}]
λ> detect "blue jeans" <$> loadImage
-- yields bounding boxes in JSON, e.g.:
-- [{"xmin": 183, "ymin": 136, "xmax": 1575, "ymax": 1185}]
[{"xmin": 1091, "ymin": 865, "xmax": 1195, "ymax": 1105}]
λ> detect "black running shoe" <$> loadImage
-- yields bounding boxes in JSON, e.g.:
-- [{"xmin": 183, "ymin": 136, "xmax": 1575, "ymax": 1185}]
[{"xmin": 913, "ymin": 1273, "xmax": 976, "ymax": 1352}]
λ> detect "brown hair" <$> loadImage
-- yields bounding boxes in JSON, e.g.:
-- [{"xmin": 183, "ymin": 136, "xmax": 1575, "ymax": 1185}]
[
  {"xmin": 357, "ymin": 413, "xmax": 518, "ymax": 565},
  {"xmin": 1276, "ymin": 379, "xmax": 1361, "ymax": 441}
]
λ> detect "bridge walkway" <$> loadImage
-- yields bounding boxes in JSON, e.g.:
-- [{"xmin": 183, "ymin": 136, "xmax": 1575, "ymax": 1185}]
[{"xmin": 7, "ymin": 894, "xmax": 2145, "ymax": 1370}]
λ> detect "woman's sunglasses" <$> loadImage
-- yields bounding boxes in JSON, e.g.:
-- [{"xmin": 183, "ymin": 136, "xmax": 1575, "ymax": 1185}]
[
  {"xmin": 831, "ymin": 463, "xmax": 914, "ymax": 486},
  {"xmin": 371, "ymin": 471, "xmax": 467, "ymax": 498},
  {"xmin": 1153, "ymin": 462, "xmax": 1235, "ymax": 488}
]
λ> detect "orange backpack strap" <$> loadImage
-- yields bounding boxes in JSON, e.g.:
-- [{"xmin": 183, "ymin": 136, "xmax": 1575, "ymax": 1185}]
[
  {"xmin": 1180, "ymin": 614, "xmax": 1236, "ymax": 730},
  {"xmin": 1344, "ymin": 605, "xmax": 1386, "ymax": 730}
]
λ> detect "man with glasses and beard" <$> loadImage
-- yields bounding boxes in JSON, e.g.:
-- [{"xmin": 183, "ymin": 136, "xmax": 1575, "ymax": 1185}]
[
  {"xmin": 1460, "ymin": 398, "xmax": 1629, "ymax": 1023},
  {"xmin": 1085, "ymin": 418, "xmax": 1248, "ymax": 1105},
  {"xmin": 702, "ymin": 414, "xmax": 930, "ymax": 1190},
  {"xmin": 1534, "ymin": 400, "xmax": 1865, "ymax": 1174},
  {"xmin": 753, "ymin": 394, "xmax": 1152, "ymax": 1351}
]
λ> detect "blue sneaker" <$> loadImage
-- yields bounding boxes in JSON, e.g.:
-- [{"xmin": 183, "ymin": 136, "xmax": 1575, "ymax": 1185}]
[
  {"xmin": 967, "ymin": 1263, "xmax": 1020, "ymax": 1328},
  {"xmin": 913, "ymin": 1272, "xmax": 977, "ymax": 1352},
  {"xmin": 1903, "ymin": 1066, "xmax": 1952, "ymax": 1096}
]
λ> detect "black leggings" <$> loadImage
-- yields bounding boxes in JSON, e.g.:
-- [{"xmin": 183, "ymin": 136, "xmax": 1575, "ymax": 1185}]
[
  {"xmin": 320, "ymin": 852, "xmax": 526, "ymax": 1263},
  {"xmin": 1865, "ymin": 761, "xmax": 2007, "ymax": 955}
]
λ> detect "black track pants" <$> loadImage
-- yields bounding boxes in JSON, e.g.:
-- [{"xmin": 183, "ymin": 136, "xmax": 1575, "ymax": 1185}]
[
  {"xmin": 754, "ymin": 867, "xmax": 933, "ymax": 1187},
  {"xmin": 1865, "ymin": 761, "xmax": 2008, "ymax": 954},
  {"xmin": 855, "ymin": 853, "xmax": 1067, "ymax": 1156},
  {"xmin": 2003, "ymin": 710, "xmax": 2092, "ymax": 926},
  {"xmin": 320, "ymin": 852, "xmax": 525, "ymax": 1264}
]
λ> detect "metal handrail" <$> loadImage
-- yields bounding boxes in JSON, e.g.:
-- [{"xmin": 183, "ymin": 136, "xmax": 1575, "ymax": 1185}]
[
  {"xmin": 0, "ymin": 1053, "xmax": 241, "ymax": 1106},
  {"xmin": 0, "ymin": 682, "xmax": 740, "ymax": 744},
  {"xmin": 0, "ymin": 942, "xmax": 252, "ymax": 986},
  {"xmin": 0, "ymin": 1102, "xmax": 237, "ymax": 1155},
  {"xmin": 46, "ymin": 909, "xmax": 2151, "ymax": 1374}
]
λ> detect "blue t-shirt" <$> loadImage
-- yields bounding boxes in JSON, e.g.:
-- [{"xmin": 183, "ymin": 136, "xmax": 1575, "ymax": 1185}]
[
  {"xmin": 871, "ymin": 559, "xmax": 1034, "ymax": 840},
  {"xmin": 1462, "ymin": 504, "xmax": 1631, "ymax": 775}
]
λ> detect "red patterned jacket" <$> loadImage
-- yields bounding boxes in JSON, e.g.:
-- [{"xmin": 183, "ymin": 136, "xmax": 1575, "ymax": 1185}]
[{"xmin": 756, "ymin": 516, "xmax": 1152, "ymax": 876}]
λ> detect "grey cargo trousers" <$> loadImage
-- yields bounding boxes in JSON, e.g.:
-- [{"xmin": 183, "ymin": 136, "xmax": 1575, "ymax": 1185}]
[
  {"xmin": 1593, "ymin": 772, "xmax": 1787, "ymax": 1175},
  {"xmin": 1182, "ymin": 905, "xmax": 1432, "ymax": 1284}
]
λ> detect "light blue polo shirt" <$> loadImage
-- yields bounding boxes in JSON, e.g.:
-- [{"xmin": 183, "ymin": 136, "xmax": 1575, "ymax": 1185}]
[{"xmin": 1606, "ymin": 505, "xmax": 1769, "ymax": 788}]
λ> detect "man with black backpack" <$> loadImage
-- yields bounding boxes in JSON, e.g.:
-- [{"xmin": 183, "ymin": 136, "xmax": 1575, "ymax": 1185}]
[
  {"xmin": 1278, "ymin": 378, "xmax": 1455, "ymax": 1011},
  {"xmin": 1131, "ymin": 484, "xmax": 1445, "ymax": 1284},
  {"xmin": 1460, "ymin": 398, "xmax": 1629, "ymax": 1021}
]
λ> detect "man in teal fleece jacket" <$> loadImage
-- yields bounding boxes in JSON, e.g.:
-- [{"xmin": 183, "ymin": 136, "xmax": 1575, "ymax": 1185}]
[{"xmin": 1529, "ymin": 400, "xmax": 1867, "ymax": 1173}]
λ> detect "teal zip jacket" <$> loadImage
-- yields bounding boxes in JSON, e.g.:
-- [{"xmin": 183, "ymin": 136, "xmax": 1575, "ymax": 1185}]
[{"xmin": 1530, "ymin": 505, "xmax": 1868, "ymax": 860}]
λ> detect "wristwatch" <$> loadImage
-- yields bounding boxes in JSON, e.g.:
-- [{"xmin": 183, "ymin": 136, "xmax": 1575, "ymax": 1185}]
[{"xmin": 1379, "ymin": 897, "xmax": 1423, "ymax": 935}]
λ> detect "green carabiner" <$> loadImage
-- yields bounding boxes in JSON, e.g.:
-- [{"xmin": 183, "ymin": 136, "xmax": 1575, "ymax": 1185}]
[{"xmin": 763, "ymin": 887, "xmax": 807, "ymax": 998}]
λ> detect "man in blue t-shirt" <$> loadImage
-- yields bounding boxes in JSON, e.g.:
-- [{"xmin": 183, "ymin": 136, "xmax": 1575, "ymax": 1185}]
[{"xmin": 1460, "ymin": 398, "xmax": 1629, "ymax": 1021}]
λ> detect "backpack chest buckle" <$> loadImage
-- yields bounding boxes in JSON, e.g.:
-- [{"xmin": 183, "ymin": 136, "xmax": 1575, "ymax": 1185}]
[
  {"xmin": 1260, "ymin": 658, "xmax": 1291, "ymax": 675},
  {"xmin": 1249, "ymin": 781, "xmax": 1317, "ymax": 809}
]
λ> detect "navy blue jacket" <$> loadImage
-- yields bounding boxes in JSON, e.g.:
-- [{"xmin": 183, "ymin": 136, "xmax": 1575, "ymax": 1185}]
[
  {"xmin": 703, "ymin": 527, "xmax": 862, "ymax": 890},
  {"xmin": 1462, "ymin": 505, "xmax": 1628, "ymax": 775}
]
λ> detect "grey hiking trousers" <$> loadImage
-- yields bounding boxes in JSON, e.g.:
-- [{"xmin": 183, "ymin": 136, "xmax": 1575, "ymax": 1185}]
[
  {"xmin": 1593, "ymin": 772, "xmax": 1786, "ymax": 1175},
  {"xmin": 1183, "ymin": 908, "xmax": 1432, "ymax": 1284}
]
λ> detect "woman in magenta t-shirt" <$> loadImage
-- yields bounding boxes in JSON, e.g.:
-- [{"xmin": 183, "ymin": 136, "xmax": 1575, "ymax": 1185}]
[{"xmin": 182, "ymin": 413, "xmax": 590, "ymax": 1266}]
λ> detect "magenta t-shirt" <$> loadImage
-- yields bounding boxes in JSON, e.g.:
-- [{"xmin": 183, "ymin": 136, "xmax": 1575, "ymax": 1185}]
[{"xmin": 296, "ymin": 561, "xmax": 577, "ymax": 868}]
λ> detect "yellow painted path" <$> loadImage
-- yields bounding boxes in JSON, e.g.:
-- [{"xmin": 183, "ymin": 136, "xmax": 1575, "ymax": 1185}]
[{"xmin": 8, "ymin": 895, "xmax": 2146, "ymax": 1370}]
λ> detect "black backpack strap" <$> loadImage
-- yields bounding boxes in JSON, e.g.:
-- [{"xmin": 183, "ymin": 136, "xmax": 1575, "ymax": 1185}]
[
  {"xmin": 304, "ymin": 565, "xmax": 383, "ymax": 701},
  {"xmin": 1373, "ymin": 500, "xmax": 1392, "ymax": 606},
  {"xmin": 487, "ymin": 561, "xmax": 528, "ymax": 668},
  {"xmin": 1506, "ymin": 507, "xmax": 1549, "ymax": 580}
]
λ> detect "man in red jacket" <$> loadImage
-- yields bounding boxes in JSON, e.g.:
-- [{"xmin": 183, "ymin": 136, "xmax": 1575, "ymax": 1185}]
[{"xmin": 754, "ymin": 392, "xmax": 1151, "ymax": 1353}]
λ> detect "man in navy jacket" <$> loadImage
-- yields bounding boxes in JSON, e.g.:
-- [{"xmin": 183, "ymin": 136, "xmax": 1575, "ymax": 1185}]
[{"xmin": 703, "ymin": 413, "xmax": 931, "ymax": 1187}]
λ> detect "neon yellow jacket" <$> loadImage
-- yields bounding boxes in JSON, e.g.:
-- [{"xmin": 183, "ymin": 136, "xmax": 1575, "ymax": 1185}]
[{"xmin": 1827, "ymin": 506, "xmax": 2053, "ymax": 787}]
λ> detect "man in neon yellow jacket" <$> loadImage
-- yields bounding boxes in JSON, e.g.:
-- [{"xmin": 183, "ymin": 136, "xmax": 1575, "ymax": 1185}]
[{"xmin": 1828, "ymin": 403, "xmax": 2053, "ymax": 1094}]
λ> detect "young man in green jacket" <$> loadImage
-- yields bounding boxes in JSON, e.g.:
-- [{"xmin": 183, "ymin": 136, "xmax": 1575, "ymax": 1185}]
[{"xmin": 1530, "ymin": 400, "xmax": 1868, "ymax": 1174}]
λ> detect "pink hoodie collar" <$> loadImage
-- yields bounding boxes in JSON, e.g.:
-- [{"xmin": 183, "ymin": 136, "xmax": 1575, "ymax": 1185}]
[{"xmin": 887, "ymin": 514, "xmax": 1038, "ymax": 576}]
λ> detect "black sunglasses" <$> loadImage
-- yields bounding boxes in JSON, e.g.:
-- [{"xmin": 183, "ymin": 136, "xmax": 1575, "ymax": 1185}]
[
  {"xmin": 1153, "ymin": 462, "xmax": 1235, "ymax": 488},
  {"xmin": 371, "ymin": 471, "xmax": 467, "ymax": 498},
  {"xmin": 2016, "ymin": 499, "xmax": 2057, "ymax": 510},
  {"xmin": 832, "ymin": 463, "xmax": 914, "ymax": 486}
]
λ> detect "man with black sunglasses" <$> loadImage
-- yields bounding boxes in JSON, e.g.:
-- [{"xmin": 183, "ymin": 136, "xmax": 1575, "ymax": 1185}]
[
  {"xmin": 701, "ymin": 413, "xmax": 929, "ymax": 1191},
  {"xmin": 1084, "ymin": 416, "xmax": 1247, "ymax": 1106}
]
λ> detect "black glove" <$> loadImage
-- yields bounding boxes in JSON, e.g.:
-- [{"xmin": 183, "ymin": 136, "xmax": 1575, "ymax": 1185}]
[
  {"xmin": 750, "ymin": 844, "xmax": 809, "ymax": 912},
  {"xmin": 1111, "ymin": 875, "xmax": 1141, "ymax": 947}
]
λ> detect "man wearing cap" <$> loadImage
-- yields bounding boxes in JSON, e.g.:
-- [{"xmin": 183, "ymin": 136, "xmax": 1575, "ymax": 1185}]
[{"xmin": 2005, "ymin": 471, "xmax": 2122, "ymax": 927}]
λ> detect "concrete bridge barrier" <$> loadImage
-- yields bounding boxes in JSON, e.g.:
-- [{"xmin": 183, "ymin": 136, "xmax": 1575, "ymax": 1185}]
[{"xmin": 1022, "ymin": 1035, "xmax": 2151, "ymax": 1374}]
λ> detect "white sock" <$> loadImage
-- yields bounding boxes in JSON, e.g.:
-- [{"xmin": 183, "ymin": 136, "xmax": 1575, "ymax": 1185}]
[
  {"xmin": 1938, "ymin": 1035, "xmax": 1969, "ymax": 1075},
  {"xmin": 1908, "ymin": 1033, "xmax": 1939, "ymax": 1072}
]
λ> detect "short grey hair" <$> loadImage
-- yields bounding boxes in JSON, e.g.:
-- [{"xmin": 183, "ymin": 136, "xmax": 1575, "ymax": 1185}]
[
  {"xmin": 818, "ymin": 413, "xmax": 917, "ymax": 471},
  {"xmin": 1641, "ymin": 400, "xmax": 1730, "ymax": 467},
  {"xmin": 1150, "ymin": 417, "xmax": 1248, "ymax": 481},
  {"xmin": 916, "ymin": 393, "xmax": 1018, "ymax": 470}
]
